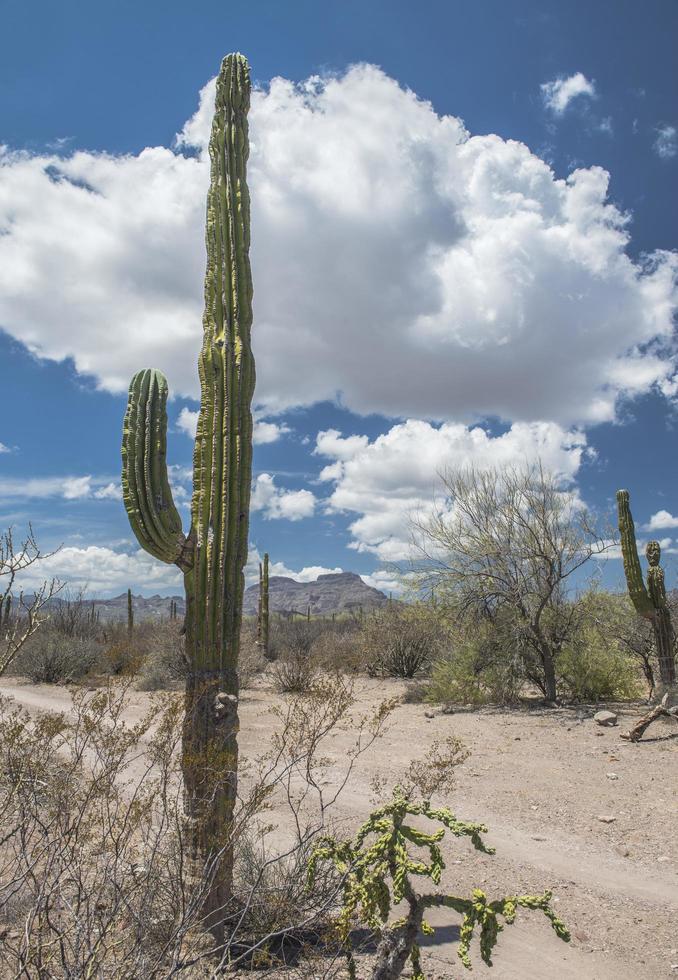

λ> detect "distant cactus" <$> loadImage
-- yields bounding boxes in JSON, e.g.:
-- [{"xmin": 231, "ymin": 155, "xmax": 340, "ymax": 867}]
[
  {"xmin": 121, "ymin": 53, "xmax": 255, "ymax": 940},
  {"xmin": 257, "ymin": 553, "xmax": 270, "ymax": 657},
  {"xmin": 309, "ymin": 789, "xmax": 569, "ymax": 979},
  {"xmin": 1, "ymin": 593, "xmax": 11, "ymax": 630},
  {"xmin": 617, "ymin": 489, "xmax": 676, "ymax": 691},
  {"xmin": 127, "ymin": 588, "xmax": 134, "ymax": 633}
]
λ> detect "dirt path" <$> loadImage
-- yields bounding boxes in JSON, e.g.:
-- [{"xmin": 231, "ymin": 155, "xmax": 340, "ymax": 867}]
[{"xmin": 2, "ymin": 677, "xmax": 677, "ymax": 979}]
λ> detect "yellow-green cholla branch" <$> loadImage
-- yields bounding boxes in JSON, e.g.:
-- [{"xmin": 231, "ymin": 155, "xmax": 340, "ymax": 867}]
[{"xmin": 308, "ymin": 789, "xmax": 570, "ymax": 979}]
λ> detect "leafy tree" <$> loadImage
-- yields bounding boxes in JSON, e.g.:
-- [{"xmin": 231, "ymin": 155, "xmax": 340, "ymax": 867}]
[{"xmin": 411, "ymin": 463, "xmax": 608, "ymax": 702}]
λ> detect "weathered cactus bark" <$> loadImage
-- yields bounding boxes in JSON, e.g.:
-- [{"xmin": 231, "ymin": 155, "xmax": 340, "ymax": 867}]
[
  {"xmin": 617, "ymin": 490, "xmax": 676, "ymax": 692},
  {"xmin": 121, "ymin": 53, "xmax": 254, "ymax": 943}
]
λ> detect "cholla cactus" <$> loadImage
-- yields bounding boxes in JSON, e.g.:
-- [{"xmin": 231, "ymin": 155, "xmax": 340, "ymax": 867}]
[
  {"xmin": 121, "ymin": 53, "xmax": 255, "ymax": 940},
  {"xmin": 309, "ymin": 790, "xmax": 569, "ymax": 979},
  {"xmin": 617, "ymin": 489, "xmax": 676, "ymax": 690}
]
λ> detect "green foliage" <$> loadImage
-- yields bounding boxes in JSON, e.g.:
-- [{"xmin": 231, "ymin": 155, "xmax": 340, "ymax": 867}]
[
  {"xmin": 308, "ymin": 789, "xmax": 569, "ymax": 978},
  {"xmin": 558, "ymin": 635, "xmax": 642, "ymax": 702}
]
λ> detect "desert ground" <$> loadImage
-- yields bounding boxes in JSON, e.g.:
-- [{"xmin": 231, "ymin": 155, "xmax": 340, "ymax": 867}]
[{"xmin": 1, "ymin": 675, "xmax": 677, "ymax": 980}]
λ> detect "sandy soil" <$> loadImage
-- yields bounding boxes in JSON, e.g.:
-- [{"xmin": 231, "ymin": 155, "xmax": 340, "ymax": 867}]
[{"xmin": 1, "ymin": 676, "xmax": 677, "ymax": 980}]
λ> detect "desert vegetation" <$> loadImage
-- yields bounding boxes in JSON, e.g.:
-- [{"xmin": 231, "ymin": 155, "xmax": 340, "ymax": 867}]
[{"xmin": 0, "ymin": 46, "xmax": 676, "ymax": 980}]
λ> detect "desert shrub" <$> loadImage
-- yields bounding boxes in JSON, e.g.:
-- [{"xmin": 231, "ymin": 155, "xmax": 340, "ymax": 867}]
[
  {"xmin": 238, "ymin": 625, "xmax": 268, "ymax": 688},
  {"xmin": 557, "ymin": 637, "xmax": 642, "ymax": 702},
  {"xmin": 269, "ymin": 621, "xmax": 321, "ymax": 693},
  {"xmin": 135, "ymin": 622, "xmax": 187, "ymax": 691},
  {"xmin": 360, "ymin": 605, "xmax": 442, "ymax": 678},
  {"xmin": 273, "ymin": 652, "xmax": 319, "ymax": 694},
  {"xmin": 310, "ymin": 620, "xmax": 364, "ymax": 673},
  {"xmin": 13, "ymin": 630, "xmax": 97, "ymax": 684},
  {"xmin": 0, "ymin": 672, "xmax": 394, "ymax": 976}
]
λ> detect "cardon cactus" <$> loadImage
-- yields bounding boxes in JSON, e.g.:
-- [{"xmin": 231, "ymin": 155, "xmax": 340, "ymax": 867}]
[
  {"xmin": 617, "ymin": 489, "xmax": 676, "ymax": 691},
  {"xmin": 121, "ymin": 53, "xmax": 255, "ymax": 940},
  {"xmin": 257, "ymin": 552, "xmax": 269, "ymax": 656}
]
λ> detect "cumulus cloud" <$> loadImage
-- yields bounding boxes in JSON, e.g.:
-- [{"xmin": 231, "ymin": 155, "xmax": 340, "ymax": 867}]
[
  {"xmin": 15, "ymin": 545, "xmax": 184, "ymax": 595},
  {"xmin": 653, "ymin": 124, "xmax": 677, "ymax": 160},
  {"xmin": 644, "ymin": 509, "xmax": 678, "ymax": 531},
  {"xmin": 0, "ymin": 474, "xmax": 126, "ymax": 502},
  {"xmin": 177, "ymin": 407, "xmax": 290, "ymax": 444},
  {"xmin": 251, "ymin": 473, "xmax": 316, "ymax": 521},
  {"xmin": 0, "ymin": 443, "xmax": 9, "ymax": 454},
  {"xmin": 315, "ymin": 419, "xmax": 588, "ymax": 560},
  {"xmin": 0, "ymin": 65, "xmax": 675, "ymax": 428},
  {"xmin": 541, "ymin": 72, "xmax": 596, "ymax": 114}
]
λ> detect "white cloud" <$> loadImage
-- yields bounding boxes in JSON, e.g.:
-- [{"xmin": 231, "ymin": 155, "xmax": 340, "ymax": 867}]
[
  {"xmin": 15, "ymin": 545, "xmax": 183, "ymax": 595},
  {"xmin": 315, "ymin": 418, "xmax": 588, "ymax": 560},
  {"xmin": 253, "ymin": 420, "xmax": 291, "ymax": 444},
  {"xmin": 653, "ymin": 124, "xmax": 677, "ymax": 160},
  {"xmin": 251, "ymin": 472, "xmax": 316, "ymax": 521},
  {"xmin": 93, "ymin": 482, "xmax": 123, "ymax": 501},
  {"xmin": 0, "ymin": 443, "xmax": 10, "ymax": 454},
  {"xmin": 644, "ymin": 509, "xmax": 678, "ymax": 531},
  {"xmin": 0, "ymin": 65, "xmax": 674, "ymax": 429},
  {"xmin": 0, "ymin": 474, "xmax": 120, "ymax": 502},
  {"xmin": 177, "ymin": 407, "xmax": 290, "ymax": 444},
  {"xmin": 176, "ymin": 407, "xmax": 198, "ymax": 438},
  {"xmin": 244, "ymin": 545, "xmax": 342, "ymax": 586},
  {"xmin": 541, "ymin": 72, "xmax": 596, "ymax": 114}
]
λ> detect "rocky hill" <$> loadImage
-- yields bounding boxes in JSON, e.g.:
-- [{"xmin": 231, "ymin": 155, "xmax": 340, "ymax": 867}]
[{"xmin": 243, "ymin": 571, "xmax": 388, "ymax": 616}]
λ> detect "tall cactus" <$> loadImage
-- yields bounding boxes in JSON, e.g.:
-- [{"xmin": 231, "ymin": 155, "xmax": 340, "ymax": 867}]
[
  {"xmin": 121, "ymin": 53, "xmax": 255, "ymax": 941},
  {"xmin": 127, "ymin": 588, "xmax": 134, "ymax": 633},
  {"xmin": 257, "ymin": 552, "xmax": 270, "ymax": 657},
  {"xmin": 617, "ymin": 489, "xmax": 676, "ymax": 691}
]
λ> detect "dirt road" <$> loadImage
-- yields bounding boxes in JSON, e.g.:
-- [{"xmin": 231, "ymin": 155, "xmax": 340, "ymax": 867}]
[{"xmin": 2, "ymin": 677, "xmax": 677, "ymax": 979}]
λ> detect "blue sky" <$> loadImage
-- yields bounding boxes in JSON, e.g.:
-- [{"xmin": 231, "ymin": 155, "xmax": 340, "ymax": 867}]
[{"xmin": 1, "ymin": 0, "xmax": 677, "ymax": 597}]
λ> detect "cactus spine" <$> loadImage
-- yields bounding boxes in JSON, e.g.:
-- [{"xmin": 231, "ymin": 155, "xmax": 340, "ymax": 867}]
[
  {"xmin": 617, "ymin": 489, "xmax": 676, "ymax": 692},
  {"xmin": 257, "ymin": 552, "xmax": 269, "ymax": 657},
  {"xmin": 121, "ymin": 53, "xmax": 255, "ymax": 940}
]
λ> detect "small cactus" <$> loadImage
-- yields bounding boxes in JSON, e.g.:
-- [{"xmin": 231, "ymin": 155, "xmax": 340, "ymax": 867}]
[
  {"xmin": 257, "ymin": 553, "xmax": 270, "ymax": 657},
  {"xmin": 617, "ymin": 489, "xmax": 676, "ymax": 691},
  {"xmin": 309, "ymin": 789, "xmax": 569, "ymax": 979},
  {"xmin": 127, "ymin": 588, "xmax": 134, "ymax": 633}
]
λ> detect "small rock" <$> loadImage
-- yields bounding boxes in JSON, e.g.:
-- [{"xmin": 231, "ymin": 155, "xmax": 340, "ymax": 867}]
[
  {"xmin": 514, "ymin": 736, "xmax": 521, "ymax": 740},
  {"xmin": 424, "ymin": 710, "xmax": 435, "ymax": 719},
  {"xmin": 594, "ymin": 710, "xmax": 618, "ymax": 727},
  {"xmin": 657, "ymin": 855, "xmax": 671, "ymax": 863},
  {"xmin": 532, "ymin": 834, "xmax": 548, "ymax": 841},
  {"xmin": 615, "ymin": 845, "xmax": 630, "ymax": 857},
  {"xmin": 597, "ymin": 814, "xmax": 616, "ymax": 823},
  {"xmin": 606, "ymin": 772, "xmax": 619, "ymax": 780}
]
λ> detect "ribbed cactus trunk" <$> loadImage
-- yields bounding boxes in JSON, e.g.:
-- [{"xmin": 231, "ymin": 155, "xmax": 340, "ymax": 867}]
[
  {"xmin": 617, "ymin": 490, "xmax": 676, "ymax": 693},
  {"xmin": 121, "ymin": 54, "xmax": 255, "ymax": 944}
]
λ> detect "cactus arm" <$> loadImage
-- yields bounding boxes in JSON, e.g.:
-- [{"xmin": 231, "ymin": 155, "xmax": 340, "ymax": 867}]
[
  {"xmin": 122, "ymin": 368, "xmax": 192, "ymax": 570},
  {"xmin": 616, "ymin": 489, "xmax": 654, "ymax": 619}
]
